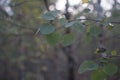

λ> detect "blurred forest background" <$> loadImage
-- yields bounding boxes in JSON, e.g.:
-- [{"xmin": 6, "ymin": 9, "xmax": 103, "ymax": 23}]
[{"xmin": 0, "ymin": 0, "xmax": 120, "ymax": 80}]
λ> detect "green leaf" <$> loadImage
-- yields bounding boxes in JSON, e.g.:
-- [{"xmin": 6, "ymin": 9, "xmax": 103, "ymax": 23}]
[
  {"xmin": 42, "ymin": 12, "xmax": 55, "ymax": 20},
  {"xmin": 45, "ymin": 32, "xmax": 61, "ymax": 45},
  {"xmin": 82, "ymin": 0, "xmax": 88, "ymax": 4},
  {"xmin": 91, "ymin": 70, "xmax": 107, "ymax": 80},
  {"xmin": 78, "ymin": 60, "xmax": 98, "ymax": 74},
  {"xmin": 50, "ymin": 10, "xmax": 60, "ymax": 17},
  {"xmin": 62, "ymin": 34, "xmax": 74, "ymax": 46},
  {"xmin": 89, "ymin": 26, "xmax": 101, "ymax": 36},
  {"xmin": 42, "ymin": 10, "xmax": 60, "ymax": 20},
  {"xmin": 58, "ymin": 18, "xmax": 67, "ymax": 26},
  {"xmin": 83, "ymin": 8, "xmax": 91, "ymax": 13},
  {"xmin": 65, "ymin": 21, "xmax": 77, "ymax": 28},
  {"xmin": 40, "ymin": 23, "xmax": 55, "ymax": 35},
  {"xmin": 111, "ymin": 50, "xmax": 117, "ymax": 56},
  {"xmin": 103, "ymin": 63, "xmax": 118, "ymax": 76},
  {"xmin": 106, "ymin": 23, "xmax": 114, "ymax": 30},
  {"xmin": 72, "ymin": 23, "xmax": 83, "ymax": 32}
]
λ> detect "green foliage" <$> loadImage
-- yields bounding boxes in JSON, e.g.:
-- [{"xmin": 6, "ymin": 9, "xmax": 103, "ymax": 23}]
[
  {"xmin": 58, "ymin": 18, "xmax": 67, "ymax": 26},
  {"xmin": 103, "ymin": 63, "xmax": 118, "ymax": 76},
  {"xmin": 91, "ymin": 70, "xmax": 107, "ymax": 80},
  {"xmin": 42, "ymin": 10, "xmax": 60, "ymax": 20},
  {"xmin": 106, "ymin": 23, "xmax": 114, "ymax": 30},
  {"xmin": 83, "ymin": 8, "xmax": 91, "ymax": 13},
  {"xmin": 40, "ymin": 23, "xmax": 55, "ymax": 35},
  {"xmin": 45, "ymin": 32, "xmax": 61, "ymax": 45},
  {"xmin": 65, "ymin": 21, "xmax": 77, "ymax": 28},
  {"xmin": 1, "ymin": 1, "xmax": 120, "ymax": 80},
  {"xmin": 111, "ymin": 50, "xmax": 117, "ymax": 56},
  {"xmin": 72, "ymin": 22, "xmax": 84, "ymax": 32},
  {"xmin": 61, "ymin": 34, "xmax": 74, "ymax": 46},
  {"xmin": 78, "ymin": 60, "xmax": 98, "ymax": 73}
]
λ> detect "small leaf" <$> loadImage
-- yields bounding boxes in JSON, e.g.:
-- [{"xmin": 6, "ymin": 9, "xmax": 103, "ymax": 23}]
[
  {"xmin": 83, "ymin": 8, "xmax": 91, "ymax": 13},
  {"xmin": 58, "ymin": 18, "xmax": 67, "ymax": 26},
  {"xmin": 78, "ymin": 60, "xmax": 98, "ymax": 74},
  {"xmin": 62, "ymin": 34, "xmax": 74, "ymax": 46},
  {"xmin": 91, "ymin": 70, "xmax": 107, "ymax": 80},
  {"xmin": 106, "ymin": 23, "xmax": 114, "ymax": 30},
  {"xmin": 40, "ymin": 23, "xmax": 55, "ymax": 35},
  {"xmin": 103, "ymin": 63, "xmax": 118, "ymax": 76},
  {"xmin": 65, "ymin": 21, "xmax": 77, "ymax": 28},
  {"xmin": 45, "ymin": 32, "xmax": 61, "ymax": 45},
  {"xmin": 42, "ymin": 12, "xmax": 55, "ymax": 20},
  {"xmin": 72, "ymin": 23, "xmax": 83, "ymax": 32},
  {"xmin": 82, "ymin": 0, "xmax": 88, "ymax": 4},
  {"xmin": 111, "ymin": 50, "xmax": 117, "ymax": 56},
  {"xmin": 50, "ymin": 10, "xmax": 60, "ymax": 17},
  {"xmin": 42, "ymin": 10, "xmax": 60, "ymax": 20}
]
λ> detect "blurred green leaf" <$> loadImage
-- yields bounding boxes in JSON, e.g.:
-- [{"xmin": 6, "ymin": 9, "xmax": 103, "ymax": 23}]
[
  {"xmin": 65, "ymin": 21, "xmax": 77, "ymax": 28},
  {"xmin": 82, "ymin": 0, "xmax": 88, "ymax": 4},
  {"xmin": 103, "ymin": 63, "xmax": 118, "ymax": 76},
  {"xmin": 40, "ymin": 23, "xmax": 55, "ymax": 35},
  {"xmin": 62, "ymin": 34, "xmax": 74, "ymax": 46},
  {"xmin": 42, "ymin": 10, "xmax": 60, "ymax": 20},
  {"xmin": 72, "ymin": 23, "xmax": 83, "ymax": 32},
  {"xmin": 58, "ymin": 18, "xmax": 67, "ymax": 26},
  {"xmin": 106, "ymin": 23, "xmax": 114, "ymax": 30},
  {"xmin": 78, "ymin": 60, "xmax": 98, "ymax": 73},
  {"xmin": 42, "ymin": 12, "xmax": 55, "ymax": 20},
  {"xmin": 111, "ymin": 50, "xmax": 117, "ymax": 56},
  {"xmin": 83, "ymin": 8, "xmax": 90, "ymax": 13},
  {"xmin": 45, "ymin": 32, "xmax": 61, "ymax": 45},
  {"xmin": 91, "ymin": 70, "xmax": 107, "ymax": 80},
  {"xmin": 50, "ymin": 10, "xmax": 60, "ymax": 17}
]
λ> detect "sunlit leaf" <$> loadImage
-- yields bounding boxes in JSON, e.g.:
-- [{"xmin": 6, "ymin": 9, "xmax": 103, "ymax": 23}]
[
  {"xmin": 62, "ymin": 34, "xmax": 74, "ymax": 46},
  {"xmin": 103, "ymin": 63, "xmax": 118, "ymax": 76},
  {"xmin": 111, "ymin": 50, "xmax": 117, "ymax": 56},
  {"xmin": 78, "ymin": 60, "xmax": 98, "ymax": 73},
  {"xmin": 40, "ymin": 23, "xmax": 55, "ymax": 35},
  {"xmin": 106, "ymin": 23, "xmax": 114, "ymax": 30},
  {"xmin": 82, "ymin": 0, "xmax": 88, "ymax": 4}
]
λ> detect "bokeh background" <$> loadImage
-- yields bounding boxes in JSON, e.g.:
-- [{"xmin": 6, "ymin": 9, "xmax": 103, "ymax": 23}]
[{"xmin": 0, "ymin": 0, "xmax": 120, "ymax": 80}]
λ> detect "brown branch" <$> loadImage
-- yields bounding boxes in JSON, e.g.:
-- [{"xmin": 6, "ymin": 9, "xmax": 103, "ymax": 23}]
[{"xmin": 44, "ymin": 0, "xmax": 50, "ymax": 11}]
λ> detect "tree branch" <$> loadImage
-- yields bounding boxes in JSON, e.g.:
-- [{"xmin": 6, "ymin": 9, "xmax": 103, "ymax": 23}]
[{"xmin": 71, "ymin": 18, "xmax": 120, "ymax": 24}]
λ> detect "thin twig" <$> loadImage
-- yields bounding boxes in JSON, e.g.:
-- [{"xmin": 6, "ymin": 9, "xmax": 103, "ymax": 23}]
[{"xmin": 71, "ymin": 18, "xmax": 120, "ymax": 24}]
